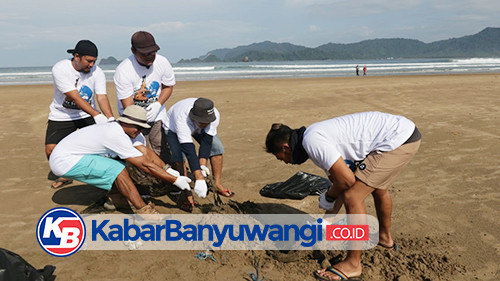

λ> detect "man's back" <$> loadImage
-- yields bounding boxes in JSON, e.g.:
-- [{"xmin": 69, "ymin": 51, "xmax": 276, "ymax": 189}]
[
  {"xmin": 303, "ymin": 111, "xmax": 415, "ymax": 171},
  {"xmin": 49, "ymin": 122, "xmax": 142, "ymax": 176}
]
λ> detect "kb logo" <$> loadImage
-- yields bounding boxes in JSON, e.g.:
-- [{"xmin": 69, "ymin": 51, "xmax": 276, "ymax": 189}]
[{"xmin": 36, "ymin": 207, "xmax": 86, "ymax": 257}]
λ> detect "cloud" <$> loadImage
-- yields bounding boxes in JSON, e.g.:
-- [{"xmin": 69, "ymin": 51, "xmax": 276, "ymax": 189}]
[
  {"xmin": 0, "ymin": 12, "xmax": 29, "ymax": 20},
  {"xmin": 433, "ymin": 0, "xmax": 500, "ymax": 13},
  {"xmin": 287, "ymin": 0, "xmax": 424, "ymax": 17},
  {"xmin": 148, "ymin": 22, "xmax": 188, "ymax": 32},
  {"xmin": 309, "ymin": 25, "xmax": 320, "ymax": 31},
  {"xmin": 146, "ymin": 20, "xmax": 263, "ymax": 40},
  {"xmin": 1, "ymin": 0, "xmax": 500, "ymax": 66}
]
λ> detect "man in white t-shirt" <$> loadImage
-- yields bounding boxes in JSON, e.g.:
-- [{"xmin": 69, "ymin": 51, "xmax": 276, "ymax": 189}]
[
  {"xmin": 114, "ymin": 31, "xmax": 175, "ymax": 164},
  {"xmin": 45, "ymin": 40, "xmax": 115, "ymax": 189},
  {"xmin": 164, "ymin": 98, "xmax": 233, "ymax": 212},
  {"xmin": 265, "ymin": 111, "xmax": 421, "ymax": 280},
  {"xmin": 49, "ymin": 105, "xmax": 192, "ymax": 214}
]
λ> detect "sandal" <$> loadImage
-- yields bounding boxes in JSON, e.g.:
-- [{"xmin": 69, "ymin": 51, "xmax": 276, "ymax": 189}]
[
  {"xmin": 313, "ymin": 266, "xmax": 362, "ymax": 280},
  {"xmin": 180, "ymin": 201, "xmax": 195, "ymax": 213},
  {"xmin": 377, "ymin": 242, "xmax": 400, "ymax": 251},
  {"xmin": 51, "ymin": 178, "xmax": 73, "ymax": 189},
  {"xmin": 216, "ymin": 189, "xmax": 235, "ymax": 197}
]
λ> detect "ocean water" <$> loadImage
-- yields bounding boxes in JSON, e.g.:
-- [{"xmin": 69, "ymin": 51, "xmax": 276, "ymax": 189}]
[{"xmin": 1, "ymin": 58, "xmax": 499, "ymax": 86}]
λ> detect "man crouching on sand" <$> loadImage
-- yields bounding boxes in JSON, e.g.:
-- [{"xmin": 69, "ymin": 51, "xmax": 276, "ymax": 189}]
[
  {"xmin": 49, "ymin": 105, "xmax": 192, "ymax": 214},
  {"xmin": 265, "ymin": 111, "xmax": 421, "ymax": 280}
]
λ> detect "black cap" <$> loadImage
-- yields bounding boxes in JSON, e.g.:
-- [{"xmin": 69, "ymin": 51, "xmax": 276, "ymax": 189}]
[
  {"xmin": 189, "ymin": 98, "xmax": 217, "ymax": 123},
  {"xmin": 67, "ymin": 40, "xmax": 98, "ymax": 57}
]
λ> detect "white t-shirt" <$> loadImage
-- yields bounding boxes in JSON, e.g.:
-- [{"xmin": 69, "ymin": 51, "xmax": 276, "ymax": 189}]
[
  {"xmin": 131, "ymin": 133, "xmax": 147, "ymax": 147},
  {"xmin": 114, "ymin": 54, "xmax": 176, "ymax": 123},
  {"xmin": 49, "ymin": 122, "xmax": 143, "ymax": 176},
  {"xmin": 48, "ymin": 59, "xmax": 107, "ymax": 121},
  {"xmin": 163, "ymin": 98, "xmax": 220, "ymax": 144},
  {"xmin": 302, "ymin": 111, "xmax": 415, "ymax": 172}
]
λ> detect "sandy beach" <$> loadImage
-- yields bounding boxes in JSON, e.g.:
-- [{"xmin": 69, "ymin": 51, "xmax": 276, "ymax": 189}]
[{"xmin": 0, "ymin": 73, "xmax": 499, "ymax": 280}]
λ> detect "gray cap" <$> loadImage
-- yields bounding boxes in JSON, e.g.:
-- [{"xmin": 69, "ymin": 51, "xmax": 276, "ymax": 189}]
[{"xmin": 189, "ymin": 98, "xmax": 216, "ymax": 123}]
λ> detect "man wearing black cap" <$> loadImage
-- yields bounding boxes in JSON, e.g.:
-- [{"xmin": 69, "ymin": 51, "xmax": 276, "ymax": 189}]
[
  {"xmin": 114, "ymin": 31, "xmax": 175, "ymax": 164},
  {"xmin": 45, "ymin": 39, "xmax": 115, "ymax": 189},
  {"xmin": 163, "ymin": 97, "xmax": 234, "ymax": 212}
]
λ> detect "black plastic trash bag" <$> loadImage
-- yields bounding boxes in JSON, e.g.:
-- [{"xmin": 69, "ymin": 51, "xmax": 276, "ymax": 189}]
[
  {"xmin": 259, "ymin": 171, "xmax": 331, "ymax": 200},
  {"xmin": 0, "ymin": 248, "xmax": 55, "ymax": 281}
]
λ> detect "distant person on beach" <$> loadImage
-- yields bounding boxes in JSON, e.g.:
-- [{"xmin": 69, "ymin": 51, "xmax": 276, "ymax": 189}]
[
  {"xmin": 265, "ymin": 111, "xmax": 421, "ymax": 280},
  {"xmin": 45, "ymin": 40, "xmax": 115, "ymax": 189},
  {"xmin": 49, "ymin": 105, "xmax": 192, "ymax": 214},
  {"xmin": 163, "ymin": 97, "xmax": 234, "ymax": 212},
  {"xmin": 363, "ymin": 65, "xmax": 367, "ymax": 76},
  {"xmin": 114, "ymin": 31, "xmax": 175, "ymax": 164},
  {"xmin": 356, "ymin": 65, "xmax": 359, "ymax": 76}
]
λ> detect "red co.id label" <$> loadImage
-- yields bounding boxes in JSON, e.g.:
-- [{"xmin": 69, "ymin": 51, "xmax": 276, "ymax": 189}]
[{"xmin": 325, "ymin": 225, "xmax": 369, "ymax": 241}]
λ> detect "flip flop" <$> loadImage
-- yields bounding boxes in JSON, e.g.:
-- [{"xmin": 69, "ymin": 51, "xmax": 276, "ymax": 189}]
[
  {"xmin": 216, "ymin": 189, "xmax": 235, "ymax": 197},
  {"xmin": 377, "ymin": 242, "xmax": 400, "ymax": 251},
  {"xmin": 50, "ymin": 178, "xmax": 73, "ymax": 189},
  {"xmin": 313, "ymin": 266, "xmax": 362, "ymax": 280}
]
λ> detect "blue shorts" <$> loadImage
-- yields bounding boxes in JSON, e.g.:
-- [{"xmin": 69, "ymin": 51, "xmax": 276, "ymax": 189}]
[
  {"xmin": 63, "ymin": 155, "xmax": 126, "ymax": 191},
  {"xmin": 167, "ymin": 130, "xmax": 225, "ymax": 163}
]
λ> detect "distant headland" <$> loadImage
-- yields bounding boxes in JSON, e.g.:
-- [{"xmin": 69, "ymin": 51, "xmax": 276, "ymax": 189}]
[{"xmin": 100, "ymin": 27, "xmax": 500, "ymax": 65}]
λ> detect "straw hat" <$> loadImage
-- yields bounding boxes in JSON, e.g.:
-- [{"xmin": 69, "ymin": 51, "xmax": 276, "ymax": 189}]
[{"xmin": 117, "ymin": 105, "xmax": 151, "ymax": 128}]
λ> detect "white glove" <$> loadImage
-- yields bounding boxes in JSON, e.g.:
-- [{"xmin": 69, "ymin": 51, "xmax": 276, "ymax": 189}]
[
  {"xmin": 194, "ymin": 180, "xmax": 208, "ymax": 198},
  {"xmin": 93, "ymin": 114, "xmax": 108, "ymax": 124},
  {"xmin": 166, "ymin": 168, "xmax": 180, "ymax": 177},
  {"xmin": 200, "ymin": 165, "xmax": 210, "ymax": 177},
  {"xmin": 173, "ymin": 176, "xmax": 192, "ymax": 191},
  {"xmin": 146, "ymin": 102, "xmax": 162, "ymax": 122},
  {"xmin": 107, "ymin": 116, "xmax": 115, "ymax": 122},
  {"xmin": 319, "ymin": 192, "xmax": 336, "ymax": 211}
]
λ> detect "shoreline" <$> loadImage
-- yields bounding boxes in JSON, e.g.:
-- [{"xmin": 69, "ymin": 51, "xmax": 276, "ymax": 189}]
[
  {"xmin": 2, "ymin": 57, "xmax": 500, "ymax": 86},
  {"xmin": 1, "ymin": 71, "xmax": 499, "ymax": 88}
]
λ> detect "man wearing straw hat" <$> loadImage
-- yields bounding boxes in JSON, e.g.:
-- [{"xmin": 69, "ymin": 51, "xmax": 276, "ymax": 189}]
[{"xmin": 49, "ymin": 105, "xmax": 192, "ymax": 214}]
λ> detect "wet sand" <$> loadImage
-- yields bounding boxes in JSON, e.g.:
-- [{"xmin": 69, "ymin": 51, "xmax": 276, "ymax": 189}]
[{"xmin": 0, "ymin": 73, "xmax": 498, "ymax": 280}]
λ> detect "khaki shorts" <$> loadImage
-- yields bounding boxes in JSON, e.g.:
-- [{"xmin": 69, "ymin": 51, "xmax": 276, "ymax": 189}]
[
  {"xmin": 355, "ymin": 140, "xmax": 421, "ymax": 190},
  {"xmin": 142, "ymin": 121, "xmax": 171, "ymax": 164}
]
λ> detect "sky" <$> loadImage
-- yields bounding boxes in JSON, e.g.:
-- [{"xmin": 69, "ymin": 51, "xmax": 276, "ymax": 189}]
[{"xmin": 1, "ymin": 0, "xmax": 499, "ymax": 67}]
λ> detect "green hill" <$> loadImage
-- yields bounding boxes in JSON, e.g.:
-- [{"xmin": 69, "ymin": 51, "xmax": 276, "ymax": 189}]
[
  {"xmin": 179, "ymin": 27, "xmax": 500, "ymax": 63},
  {"xmin": 99, "ymin": 56, "xmax": 121, "ymax": 65}
]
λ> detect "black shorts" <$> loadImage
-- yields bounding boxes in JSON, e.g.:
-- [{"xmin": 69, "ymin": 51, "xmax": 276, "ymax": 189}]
[{"xmin": 45, "ymin": 117, "xmax": 95, "ymax": 145}]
